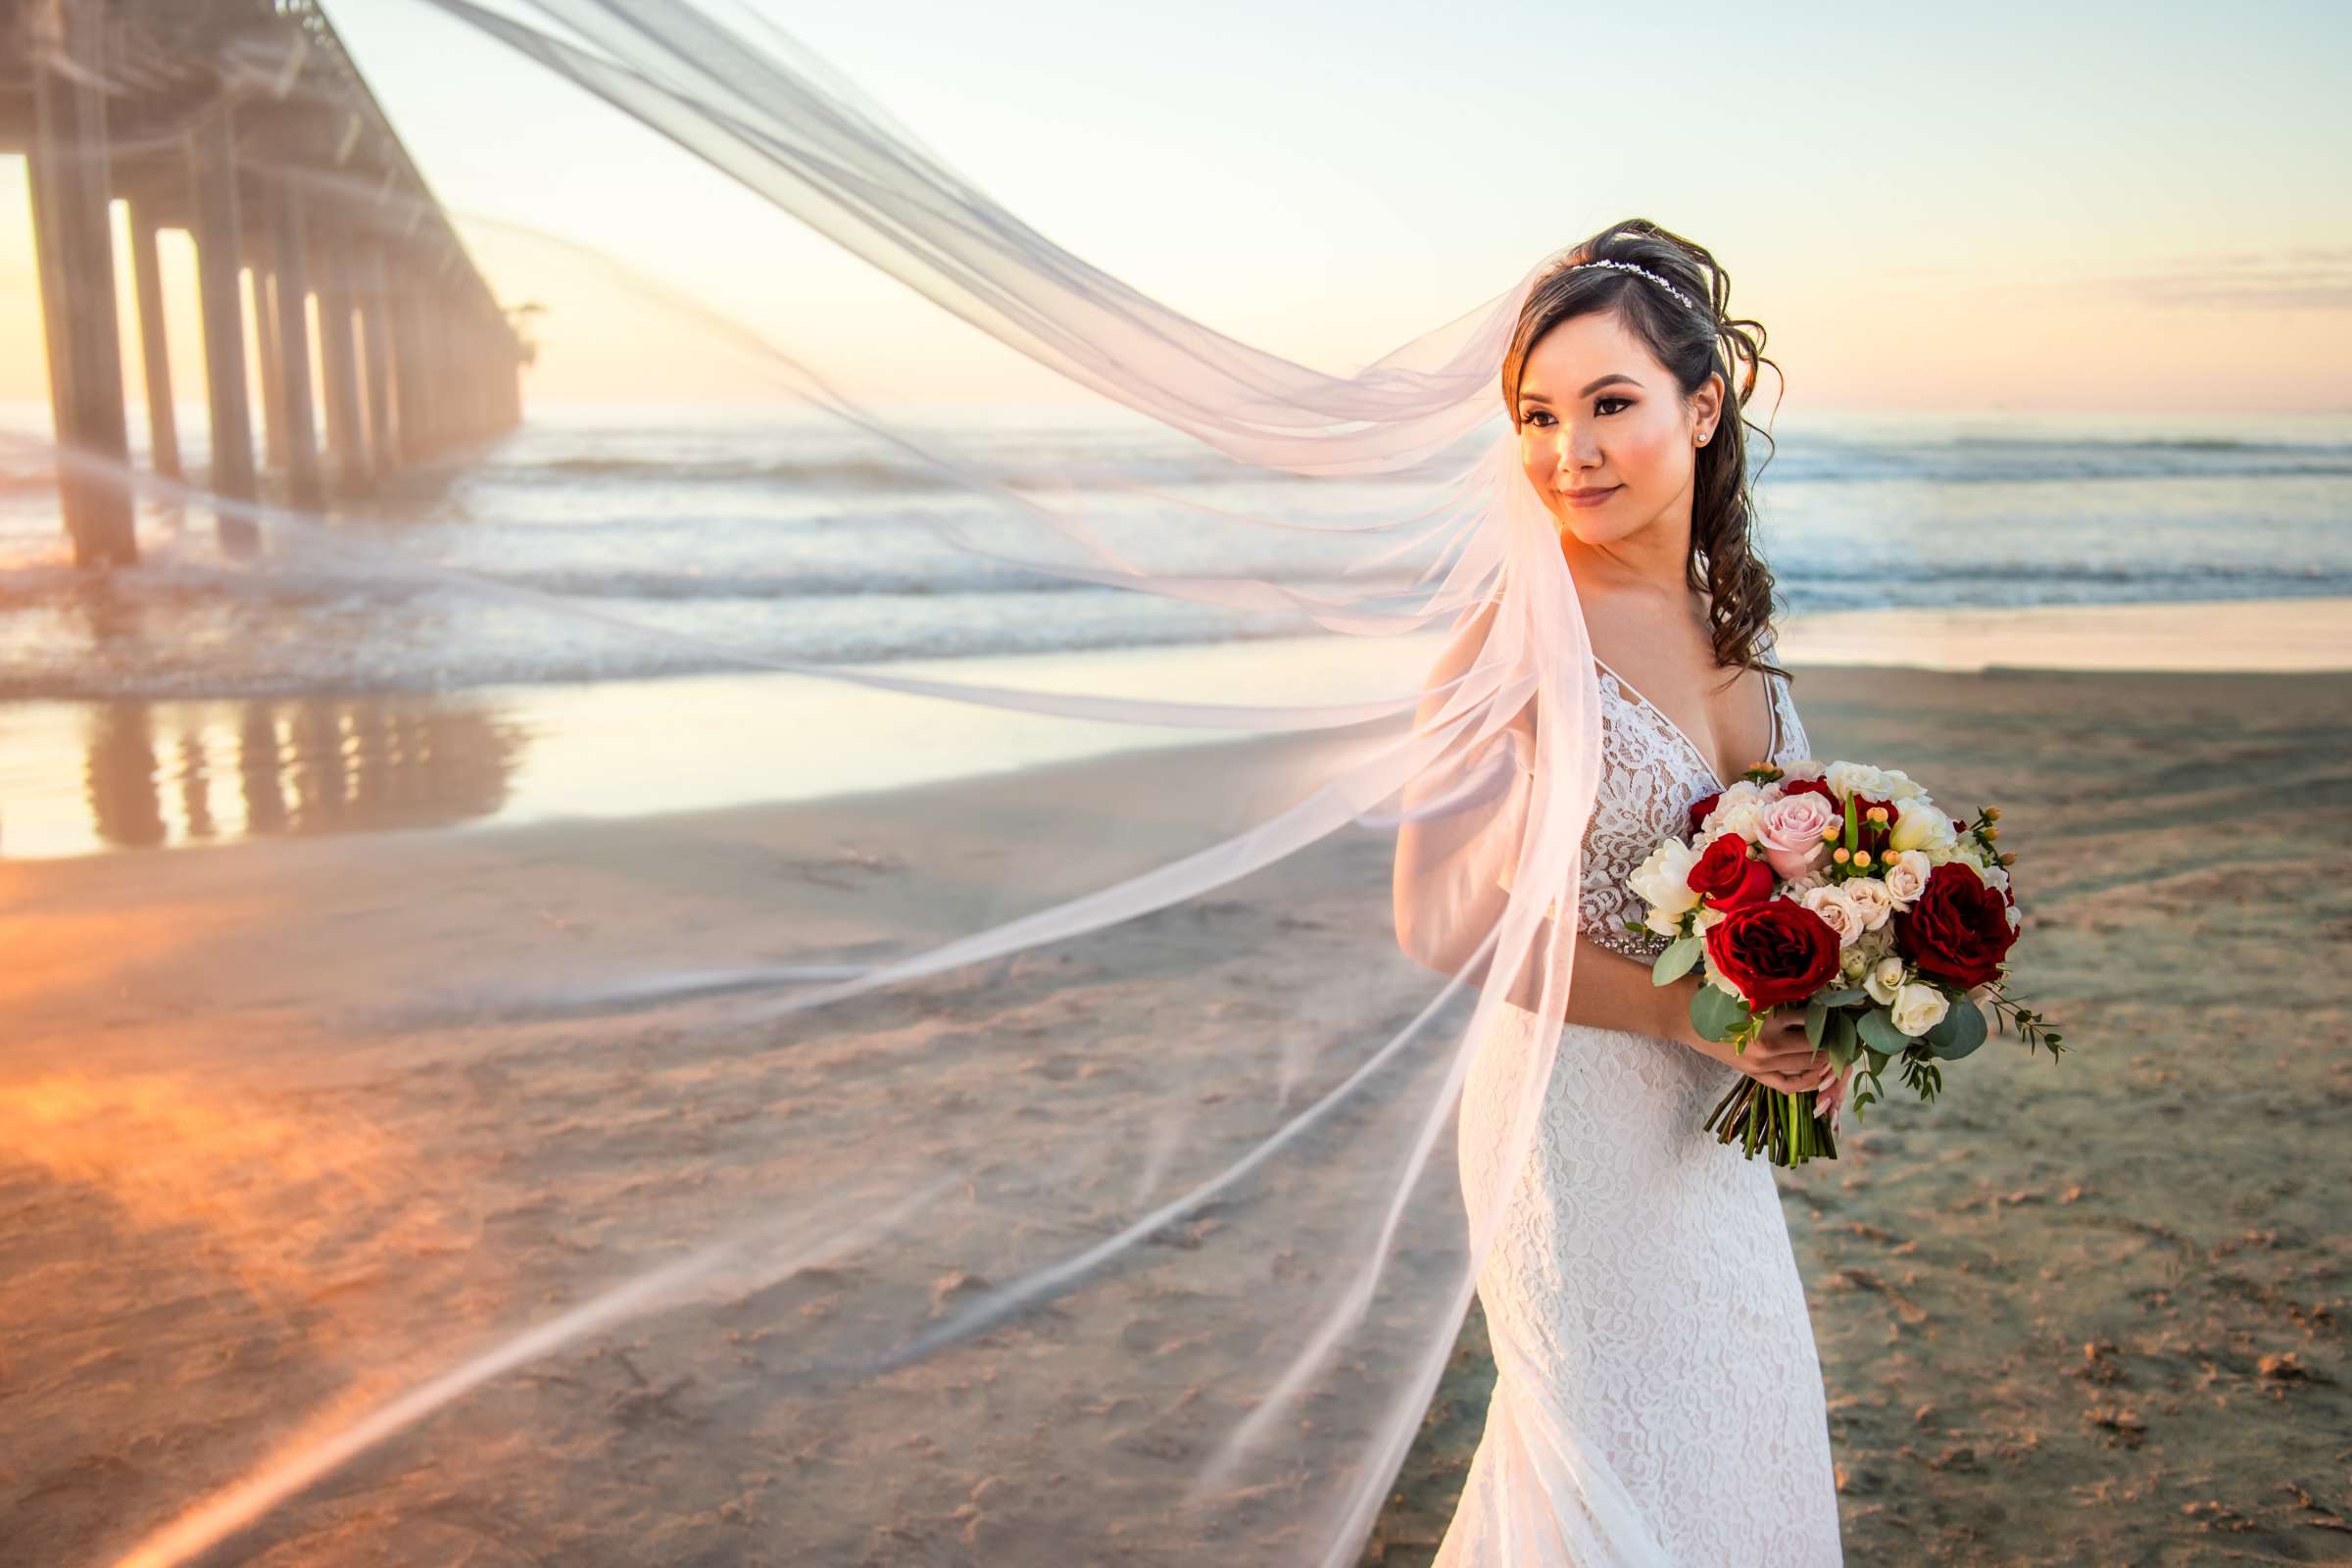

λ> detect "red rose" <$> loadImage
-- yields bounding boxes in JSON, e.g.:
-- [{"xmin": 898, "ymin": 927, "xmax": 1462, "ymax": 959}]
[
  {"xmin": 1854, "ymin": 795, "xmax": 1899, "ymax": 839},
  {"xmin": 1685, "ymin": 790, "xmax": 1722, "ymax": 837},
  {"xmin": 1703, "ymin": 901, "xmax": 1843, "ymax": 1010},
  {"xmin": 1686, "ymin": 833, "xmax": 1774, "ymax": 909},
  {"xmin": 1782, "ymin": 778, "xmax": 1836, "ymax": 807},
  {"xmin": 1893, "ymin": 860, "xmax": 2018, "ymax": 989}
]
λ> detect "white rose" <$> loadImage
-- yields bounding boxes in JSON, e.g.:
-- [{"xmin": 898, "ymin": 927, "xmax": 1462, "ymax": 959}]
[
  {"xmin": 1699, "ymin": 779, "xmax": 1766, "ymax": 837},
  {"xmin": 1694, "ymin": 904, "xmax": 1728, "ymax": 932},
  {"xmin": 1850, "ymin": 922, "xmax": 1895, "ymax": 966},
  {"xmin": 1863, "ymin": 955, "xmax": 1905, "ymax": 1005},
  {"xmin": 2005, "ymin": 902, "xmax": 2023, "ymax": 932},
  {"xmin": 1780, "ymin": 758, "xmax": 1829, "ymax": 784},
  {"xmin": 1716, "ymin": 800, "xmax": 1770, "ymax": 843},
  {"xmin": 1629, "ymin": 837, "xmax": 1702, "ymax": 922},
  {"xmin": 1878, "ymin": 767, "xmax": 1931, "ymax": 802},
  {"xmin": 1826, "ymin": 760, "xmax": 1900, "ymax": 803},
  {"xmin": 1888, "ymin": 796, "xmax": 1959, "ymax": 855},
  {"xmin": 1840, "ymin": 877, "xmax": 1895, "ymax": 932},
  {"xmin": 1880, "ymin": 849, "xmax": 1934, "ymax": 908},
  {"xmin": 1888, "ymin": 980, "xmax": 1951, "ymax": 1038},
  {"xmin": 1980, "ymin": 860, "xmax": 2011, "ymax": 896},
  {"xmin": 1799, "ymin": 884, "xmax": 1864, "ymax": 948}
]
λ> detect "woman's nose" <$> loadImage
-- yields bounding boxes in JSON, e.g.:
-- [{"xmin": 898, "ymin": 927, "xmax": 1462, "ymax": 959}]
[{"xmin": 1556, "ymin": 437, "xmax": 1600, "ymax": 473}]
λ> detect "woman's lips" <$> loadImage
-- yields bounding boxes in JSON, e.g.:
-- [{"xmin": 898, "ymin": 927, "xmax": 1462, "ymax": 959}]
[{"xmin": 1561, "ymin": 486, "xmax": 1619, "ymax": 509}]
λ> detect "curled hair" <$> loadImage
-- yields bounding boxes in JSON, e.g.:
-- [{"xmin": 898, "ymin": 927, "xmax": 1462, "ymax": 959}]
[{"xmin": 1500, "ymin": 218, "xmax": 1788, "ymax": 681}]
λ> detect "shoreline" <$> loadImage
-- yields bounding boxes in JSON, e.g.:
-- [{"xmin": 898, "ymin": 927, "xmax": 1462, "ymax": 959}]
[{"xmin": 3, "ymin": 594, "xmax": 2346, "ymax": 863}]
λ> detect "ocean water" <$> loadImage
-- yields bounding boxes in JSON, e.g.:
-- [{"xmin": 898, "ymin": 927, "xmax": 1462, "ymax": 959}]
[{"xmin": 1, "ymin": 401, "xmax": 2347, "ymax": 700}]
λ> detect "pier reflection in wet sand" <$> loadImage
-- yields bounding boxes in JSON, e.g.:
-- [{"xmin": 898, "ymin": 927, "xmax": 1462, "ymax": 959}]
[{"xmin": 5, "ymin": 696, "xmax": 523, "ymax": 858}]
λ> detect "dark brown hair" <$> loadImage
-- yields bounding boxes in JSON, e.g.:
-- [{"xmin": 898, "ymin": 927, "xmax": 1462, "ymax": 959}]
[{"xmin": 1500, "ymin": 218, "xmax": 1788, "ymax": 680}]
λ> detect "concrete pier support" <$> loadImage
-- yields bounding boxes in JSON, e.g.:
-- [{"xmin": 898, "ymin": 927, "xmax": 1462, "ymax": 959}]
[
  {"xmin": 125, "ymin": 197, "xmax": 181, "ymax": 482},
  {"xmin": 358, "ymin": 243, "xmax": 398, "ymax": 468},
  {"xmin": 25, "ymin": 0, "xmax": 135, "ymax": 566},
  {"xmin": 186, "ymin": 101, "xmax": 258, "ymax": 520},
  {"xmin": 266, "ymin": 176, "xmax": 325, "ymax": 509},
  {"xmin": 314, "ymin": 228, "xmax": 372, "ymax": 494}
]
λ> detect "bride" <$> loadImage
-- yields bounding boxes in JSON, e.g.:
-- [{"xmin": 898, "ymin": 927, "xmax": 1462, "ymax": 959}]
[{"xmin": 1396, "ymin": 223, "xmax": 1849, "ymax": 1565}]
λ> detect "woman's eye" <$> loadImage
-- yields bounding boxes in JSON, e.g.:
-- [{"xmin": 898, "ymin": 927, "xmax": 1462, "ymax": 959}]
[
  {"xmin": 1596, "ymin": 397, "xmax": 1632, "ymax": 416},
  {"xmin": 1525, "ymin": 410, "xmax": 1555, "ymax": 428}
]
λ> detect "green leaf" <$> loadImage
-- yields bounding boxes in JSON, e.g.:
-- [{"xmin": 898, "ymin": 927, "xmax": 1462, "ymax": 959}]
[
  {"xmin": 1842, "ymin": 792, "xmax": 1859, "ymax": 855},
  {"xmin": 1822, "ymin": 1007, "xmax": 1859, "ymax": 1068},
  {"xmin": 1803, "ymin": 999, "xmax": 1829, "ymax": 1049},
  {"xmin": 1690, "ymin": 983, "xmax": 1752, "ymax": 1044},
  {"xmin": 1928, "ymin": 998, "xmax": 1989, "ymax": 1060},
  {"xmin": 1921, "ymin": 992, "xmax": 1968, "ymax": 1051},
  {"xmin": 1650, "ymin": 936, "xmax": 1702, "ymax": 987},
  {"xmin": 1856, "ymin": 1006, "xmax": 1912, "ymax": 1055},
  {"xmin": 1815, "ymin": 986, "xmax": 1868, "ymax": 1007}
]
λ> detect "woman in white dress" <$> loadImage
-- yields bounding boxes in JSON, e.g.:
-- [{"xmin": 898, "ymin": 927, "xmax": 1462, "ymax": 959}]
[{"xmin": 1399, "ymin": 224, "xmax": 1849, "ymax": 1565}]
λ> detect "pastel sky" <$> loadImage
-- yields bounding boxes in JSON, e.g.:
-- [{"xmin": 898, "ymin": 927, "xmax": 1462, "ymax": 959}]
[{"xmin": 4, "ymin": 0, "xmax": 2349, "ymax": 415}]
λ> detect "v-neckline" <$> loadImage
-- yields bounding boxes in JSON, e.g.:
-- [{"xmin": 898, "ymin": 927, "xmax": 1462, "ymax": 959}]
[{"xmin": 1592, "ymin": 655, "xmax": 1778, "ymax": 791}]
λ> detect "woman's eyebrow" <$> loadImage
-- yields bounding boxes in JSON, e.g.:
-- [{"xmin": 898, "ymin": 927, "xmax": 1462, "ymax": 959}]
[{"xmin": 1519, "ymin": 373, "xmax": 1644, "ymax": 407}]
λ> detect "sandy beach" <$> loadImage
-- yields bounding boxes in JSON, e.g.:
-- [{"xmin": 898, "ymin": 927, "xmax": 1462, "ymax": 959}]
[{"xmin": 4, "ymin": 654, "xmax": 2349, "ymax": 1565}]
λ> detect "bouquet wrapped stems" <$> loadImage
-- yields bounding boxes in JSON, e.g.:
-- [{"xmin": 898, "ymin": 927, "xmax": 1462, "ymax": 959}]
[{"xmin": 1703, "ymin": 1075, "xmax": 1836, "ymax": 1165}]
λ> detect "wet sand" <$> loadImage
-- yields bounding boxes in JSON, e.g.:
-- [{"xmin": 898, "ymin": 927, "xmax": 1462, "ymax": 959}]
[{"xmin": 3, "ymin": 660, "xmax": 2348, "ymax": 1565}]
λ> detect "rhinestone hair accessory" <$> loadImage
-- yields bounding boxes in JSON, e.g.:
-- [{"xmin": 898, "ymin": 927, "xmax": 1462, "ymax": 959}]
[{"xmin": 1571, "ymin": 258, "xmax": 1700, "ymax": 312}]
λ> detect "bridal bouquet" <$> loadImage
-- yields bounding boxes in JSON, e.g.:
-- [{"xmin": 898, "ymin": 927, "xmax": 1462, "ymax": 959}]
[{"xmin": 1629, "ymin": 759, "xmax": 2064, "ymax": 1166}]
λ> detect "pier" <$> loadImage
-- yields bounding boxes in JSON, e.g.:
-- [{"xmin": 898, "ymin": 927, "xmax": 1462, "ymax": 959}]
[{"xmin": 0, "ymin": 0, "xmax": 529, "ymax": 566}]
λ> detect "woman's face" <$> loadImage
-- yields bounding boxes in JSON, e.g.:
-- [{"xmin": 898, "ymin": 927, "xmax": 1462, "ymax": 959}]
[{"xmin": 1514, "ymin": 310, "xmax": 1721, "ymax": 550}]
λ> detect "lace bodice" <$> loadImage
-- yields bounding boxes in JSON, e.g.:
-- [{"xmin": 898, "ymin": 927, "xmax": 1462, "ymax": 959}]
[{"xmin": 1577, "ymin": 649, "xmax": 1810, "ymax": 962}]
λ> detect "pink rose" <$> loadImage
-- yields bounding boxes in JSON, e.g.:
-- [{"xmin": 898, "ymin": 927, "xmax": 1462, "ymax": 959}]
[{"xmin": 1757, "ymin": 790, "xmax": 1840, "ymax": 882}]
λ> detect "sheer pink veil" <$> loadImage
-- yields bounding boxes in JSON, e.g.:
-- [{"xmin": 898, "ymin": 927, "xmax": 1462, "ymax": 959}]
[{"xmin": 11, "ymin": 2, "xmax": 1616, "ymax": 1562}]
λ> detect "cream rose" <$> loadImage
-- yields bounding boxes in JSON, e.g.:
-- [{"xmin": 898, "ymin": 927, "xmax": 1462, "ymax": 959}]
[
  {"xmin": 1888, "ymin": 796, "xmax": 1959, "ymax": 855},
  {"xmin": 1889, "ymin": 980, "xmax": 1951, "ymax": 1037},
  {"xmin": 1840, "ymin": 877, "xmax": 1895, "ymax": 933},
  {"xmin": 1879, "ymin": 849, "xmax": 1934, "ymax": 908},
  {"xmin": 1698, "ymin": 779, "xmax": 1766, "ymax": 837},
  {"xmin": 1799, "ymin": 884, "xmax": 1865, "ymax": 948},
  {"xmin": 1715, "ymin": 800, "xmax": 1770, "ymax": 844},
  {"xmin": 1758, "ymin": 791, "xmax": 1840, "ymax": 881},
  {"xmin": 1863, "ymin": 955, "xmax": 1905, "ymax": 1005}
]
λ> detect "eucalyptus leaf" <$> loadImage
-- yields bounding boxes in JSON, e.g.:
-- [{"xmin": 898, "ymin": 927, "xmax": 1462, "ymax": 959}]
[
  {"xmin": 1650, "ymin": 936, "xmax": 1702, "ymax": 987},
  {"xmin": 1928, "ymin": 998, "xmax": 1989, "ymax": 1060},
  {"xmin": 1690, "ymin": 983, "xmax": 1752, "ymax": 1044},
  {"xmin": 1815, "ymin": 987, "xmax": 1868, "ymax": 1007},
  {"xmin": 1856, "ymin": 1006, "xmax": 1912, "ymax": 1055},
  {"xmin": 1803, "ymin": 1000, "xmax": 1829, "ymax": 1049},
  {"xmin": 1822, "ymin": 1007, "xmax": 1859, "ymax": 1067}
]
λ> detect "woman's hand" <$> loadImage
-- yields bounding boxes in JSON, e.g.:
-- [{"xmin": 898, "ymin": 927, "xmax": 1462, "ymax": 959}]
[
  {"xmin": 1683, "ymin": 1005, "xmax": 1838, "ymax": 1095},
  {"xmin": 1814, "ymin": 1059, "xmax": 1853, "ymax": 1125}
]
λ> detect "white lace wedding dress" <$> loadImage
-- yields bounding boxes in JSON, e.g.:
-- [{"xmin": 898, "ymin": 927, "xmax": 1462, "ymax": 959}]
[{"xmin": 1435, "ymin": 647, "xmax": 1844, "ymax": 1567}]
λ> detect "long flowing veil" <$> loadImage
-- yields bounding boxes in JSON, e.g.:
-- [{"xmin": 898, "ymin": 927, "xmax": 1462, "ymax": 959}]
[{"xmin": 6, "ymin": 2, "xmax": 1622, "ymax": 1562}]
